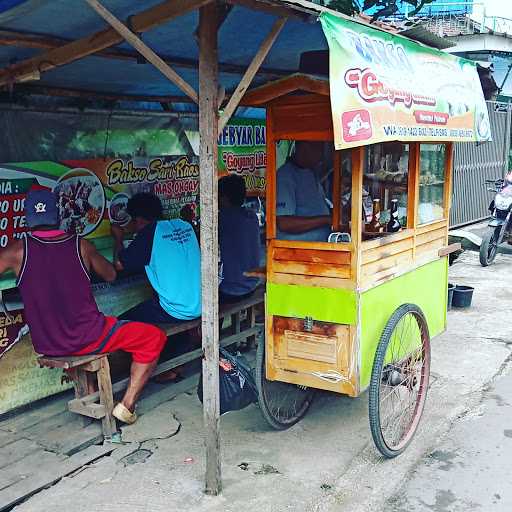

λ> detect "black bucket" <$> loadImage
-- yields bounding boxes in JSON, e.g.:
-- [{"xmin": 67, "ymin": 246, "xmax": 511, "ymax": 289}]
[
  {"xmin": 452, "ymin": 285, "xmax": 474, "ymax": 308},
  {"xmin": 447, "ymin": 283, "xmax": 456, "ymax": 311}
]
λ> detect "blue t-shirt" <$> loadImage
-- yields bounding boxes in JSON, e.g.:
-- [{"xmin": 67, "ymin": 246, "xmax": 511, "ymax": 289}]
[
  {"xmin": 120, "ymin": 220, "xmax": 201, "ymax": 320},
  {"xmin": 219, "ymin": 206, "xmax": 260, "ymax": 296},
  {"xmin": 276, "ymin": 160, "xmax": 331, "ymax": 242}
]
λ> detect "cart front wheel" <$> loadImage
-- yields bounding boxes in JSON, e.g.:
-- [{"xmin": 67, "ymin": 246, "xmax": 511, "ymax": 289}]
[
  {"xmin": 369, "ymin": 304, "xmax": 431, "ymax": 458},
  {"xmin": 256, "ymin": 338, "xmax": 315, "ymax": 430}
]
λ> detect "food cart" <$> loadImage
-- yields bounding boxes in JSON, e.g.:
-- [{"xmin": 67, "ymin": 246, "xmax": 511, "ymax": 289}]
[{"xmin": 241, "ymin": 13, "xmax": 491, "ymax": 458}]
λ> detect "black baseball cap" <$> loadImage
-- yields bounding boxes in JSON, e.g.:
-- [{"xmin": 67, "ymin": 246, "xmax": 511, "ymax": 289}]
[{"xmin": 25, "ymin": 188, "xmax": 59, "ymax": 228}]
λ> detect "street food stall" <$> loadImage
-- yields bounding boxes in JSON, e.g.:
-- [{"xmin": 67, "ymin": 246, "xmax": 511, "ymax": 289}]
[
  {"xmin": 0, "ymin": 0, "xmax": 492, "ymax": 500},
  {"xmin": 241, "ymin": 13, "xmax": 491, "ymax": 457}
]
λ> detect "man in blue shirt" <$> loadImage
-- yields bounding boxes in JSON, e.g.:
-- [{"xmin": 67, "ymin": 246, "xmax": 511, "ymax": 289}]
[
  {"xmin": 276, "ymin": 141, "xmax": 332, "ymax": 242},
  {"xmin": 112, "ymin": 193, "xmax": 201, "ymax": 323},
  {"xmin": 218, "ymin": 174, "xmax": 260, "ymax": 303}
]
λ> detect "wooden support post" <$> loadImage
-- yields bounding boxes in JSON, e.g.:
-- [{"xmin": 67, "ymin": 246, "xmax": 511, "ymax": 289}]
[
  {"xmin": 84, "ymin": 0, "xmax": 199, "ymax": 103},
  {"xmin": 199, "ymin": 2, "xmax": 222, "ymax": 496},
  {"xmin": 218, "ymin": 17, "xmax": 287, "ymax": 133},
  {"xmin": 407, "ymin": 143, "xmax": 420, "ymax": 258},
  {"xmin": 444, "ymin": 142, "xmax": 454, "ymax": 240},
  {"xmin": 351, "ymin": 147, "xmax": 364, "ymax": 284},
  {"xmin": 332, "ymin": 150, "xmax": 342, "ymax": 231}
]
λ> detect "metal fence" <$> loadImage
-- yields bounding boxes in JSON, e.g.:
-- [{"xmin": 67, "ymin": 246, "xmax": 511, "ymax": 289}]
[{"xmin": 450, "ymin": 101, "xmax": 512, "ymax": 227}]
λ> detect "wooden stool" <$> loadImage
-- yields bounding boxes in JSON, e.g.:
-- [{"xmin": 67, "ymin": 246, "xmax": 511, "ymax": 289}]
[{"xmin": 38, "ymin": 353, "xmax": 117, "ymax": 440}]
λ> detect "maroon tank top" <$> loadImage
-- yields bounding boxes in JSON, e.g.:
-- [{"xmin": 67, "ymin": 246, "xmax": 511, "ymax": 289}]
[{"xmin": 17, "ymin": 234, "xmax": 106, "ymax": 356}]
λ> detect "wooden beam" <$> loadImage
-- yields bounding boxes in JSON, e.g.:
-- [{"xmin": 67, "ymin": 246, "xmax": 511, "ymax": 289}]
[
  {"xmin": 0, "ymin": 28, "xmax": 289, "ymax": 78},
  {"xmin": 218, "ymin": 17, "xmax": 286, "ymax": 134},
  {"xmin": 0, "ymin": 0, "xmax": 211, "ymax": 88},
  {"xmin": 241, "ymin": 74, "xmax": 330, "ymax": 106},
  {"xmin": 199, "ymin": 2, "xmax": 222, "ymax": 496},
  {"xmin": 16, "ymin": 84, "xmax": 196, "ymax": 104},
  {"xmin": 84, "ymin": 0, "xmax": 198, "ymax": 103}
]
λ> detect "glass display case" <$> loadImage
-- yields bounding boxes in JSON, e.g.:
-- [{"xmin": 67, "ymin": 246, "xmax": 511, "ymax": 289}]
[
  {"xmin": 418, "ymin": 144, "xmax": 446, "ymax": 224},
  {"xmin": 362, "ymin": 142, "xmax": 409, "ymax": 239}
]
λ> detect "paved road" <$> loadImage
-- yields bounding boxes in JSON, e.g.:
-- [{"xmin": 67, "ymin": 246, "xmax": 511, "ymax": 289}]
[{"xmin": 385, "ymin": 366, "xmax": 512, "ymax": 512}]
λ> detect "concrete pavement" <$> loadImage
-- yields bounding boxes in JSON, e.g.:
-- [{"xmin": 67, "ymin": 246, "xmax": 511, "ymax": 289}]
[{"xmin": 11, "ymin": 251, "xmax": 512, "ymax": 512}]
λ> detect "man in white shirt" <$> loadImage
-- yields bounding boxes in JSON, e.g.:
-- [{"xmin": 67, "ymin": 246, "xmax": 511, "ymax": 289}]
[{"xmin": 276, "ymin": 141, "xmax": 332, "ymax": 241}]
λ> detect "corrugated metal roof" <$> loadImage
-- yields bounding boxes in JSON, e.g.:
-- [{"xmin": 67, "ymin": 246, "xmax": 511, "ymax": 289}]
[{"xmin": 399, "ymin": 25, "xmax": 456, "ymax": 49}]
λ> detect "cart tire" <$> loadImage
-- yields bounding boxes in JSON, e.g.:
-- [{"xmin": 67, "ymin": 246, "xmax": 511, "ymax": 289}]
[
  {"xmin": 369, "ymin": 304, "xmax": 431, "ymax": 458},
  {"xmin": 256, "ymin": 338, "xmax": 315, "ymax": 430},
  {"xmin": 479, "ymin": 228, "xmax": 500, "ymax": 267}
]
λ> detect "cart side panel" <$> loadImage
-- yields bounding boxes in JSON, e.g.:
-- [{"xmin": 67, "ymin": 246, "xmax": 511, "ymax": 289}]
[
  {"xmin": 358, "ymin": 258, "xmax": 448, "ymax": 391},
  {"xmin": 267, "ymin": 283, "xmax": 356, "ymax": 325},
  {"xmin": 266, "ymin": 282, "xmax": 359, "ymax": 396}
]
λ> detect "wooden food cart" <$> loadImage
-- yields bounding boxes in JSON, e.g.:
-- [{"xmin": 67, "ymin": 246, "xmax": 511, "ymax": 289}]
[{"xmin": 243, "ymin": 74, "xmax": 460, "ymax": 457}]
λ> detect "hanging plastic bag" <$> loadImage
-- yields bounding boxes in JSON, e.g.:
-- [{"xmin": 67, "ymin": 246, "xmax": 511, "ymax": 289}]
[{"xmin": 197, "ymin": 348, "xmax": 258, "ymax": 415}]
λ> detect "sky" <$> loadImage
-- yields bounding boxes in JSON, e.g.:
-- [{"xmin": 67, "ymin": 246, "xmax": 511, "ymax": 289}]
[{"xmin": 472, "ymin": 0, "xmax": 512, "ymax": 26}]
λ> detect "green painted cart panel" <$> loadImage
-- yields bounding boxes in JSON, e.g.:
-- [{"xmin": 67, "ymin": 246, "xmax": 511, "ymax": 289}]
[
  {"xmin": 359, "ymin": 259, "xmax": 448, "ymax": 390},
  {"xmin": 267, "ymin": 282, "xmax": 357, "ymax": 325}
]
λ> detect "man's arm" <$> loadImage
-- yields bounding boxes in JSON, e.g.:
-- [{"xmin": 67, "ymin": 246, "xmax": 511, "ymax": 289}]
[
  {"xmin": 0, "ymin": 241, "xmax": 23, "ymax": 276},
  {"xmin": 115, "ymin": 223, "xmax": 156, "ymax": 273},
  {"xmin": 277, "ymin": 215, "xmax": 331, "ymax": 234},
  {"xmin": 80, "ymin": 239, "xmax": 116, "ymax": 282}
]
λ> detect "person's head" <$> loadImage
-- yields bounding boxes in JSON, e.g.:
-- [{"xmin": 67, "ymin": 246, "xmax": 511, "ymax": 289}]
[
  {"xmin": 292, "ymin": 141, "xmax": 324, "ymax": 170},
  {"xmin": 218, "ymin": 174, "xmax": 246, "ymax": 208},
  {"xmin": 25, "ymin": 187, "xmax": 60, "ymax": 230},
  {"xmin": 126, "ymin": 193, "xmax": 163, "ymax": 232}
]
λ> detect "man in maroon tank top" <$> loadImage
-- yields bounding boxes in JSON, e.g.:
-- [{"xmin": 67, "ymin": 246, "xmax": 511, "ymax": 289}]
[{"xmin": 0, "ymin": 188, "xmax": 166, "ymax": 425}]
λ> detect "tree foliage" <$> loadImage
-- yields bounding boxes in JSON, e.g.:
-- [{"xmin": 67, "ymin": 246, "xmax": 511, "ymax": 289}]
[{"xmin": 326, "ymin": 0, "xmax": 436, "ymax": 19}]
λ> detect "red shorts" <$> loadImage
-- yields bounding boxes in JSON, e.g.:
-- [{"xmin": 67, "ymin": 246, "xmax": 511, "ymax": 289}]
[{"xmin": 75, "ymin": 316, "xmax": 166, "ymax": 364}]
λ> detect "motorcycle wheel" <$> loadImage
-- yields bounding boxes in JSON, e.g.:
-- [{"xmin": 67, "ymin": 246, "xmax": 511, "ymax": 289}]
[{"xmin": 479, "ymin": 227, "xmax": 501, "ymax": 266}]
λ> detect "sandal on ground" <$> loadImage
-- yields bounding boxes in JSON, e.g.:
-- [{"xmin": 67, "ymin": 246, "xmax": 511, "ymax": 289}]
[{"xmin": 112, "ymin": 403, "xmax": 138, "ymax": 425}]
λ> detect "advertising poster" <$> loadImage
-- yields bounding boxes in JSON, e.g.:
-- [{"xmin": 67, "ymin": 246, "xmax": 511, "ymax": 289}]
[
  {"xmin": 0, "ymin": 155, "xmax": 199, "ymax": 244},
  {"xmin": 0, "ymin": 308, "xmax": 28, "ymax": 360},
  {"xmin": 218, "ymin": 117, "xmax": 267, "ymax": 196},
  {"xmin": 320, "ymin": 13, "xmax": 491, "ymax": 150}
]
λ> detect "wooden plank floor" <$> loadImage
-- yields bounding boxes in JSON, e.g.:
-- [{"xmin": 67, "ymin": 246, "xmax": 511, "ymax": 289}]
[
  {"xmin": 0, "ymin": 389, "xmax": 108, "ymax": 511},
  {"xmin": 0, "ymin": 365, "xmax": 202, "ymax": 511}
]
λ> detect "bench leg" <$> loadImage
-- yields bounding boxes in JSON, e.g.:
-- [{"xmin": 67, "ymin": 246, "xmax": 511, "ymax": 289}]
[
  {"xmin": 72, "ymin": 369, "xmax": 94, "ymax": 428},
  {"xmin": 231, "ymin": 312, "xmax": 243, "ymax": 350},
  {"xmin": 97, "ymin": 357, "xmax": 117, "ymax": 439},
  {"xmin": 246, "ymin": 306, "xmax": 257, "ymax": 350}
]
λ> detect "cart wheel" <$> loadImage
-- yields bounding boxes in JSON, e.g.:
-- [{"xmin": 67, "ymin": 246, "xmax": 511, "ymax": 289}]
[
  {"xmin": 369, "ymin": 304, "xmax": 431, "ymax": 458},
  {"xmin": 256, "ymin": 338, "xmax": 315, "ymax": 430}
]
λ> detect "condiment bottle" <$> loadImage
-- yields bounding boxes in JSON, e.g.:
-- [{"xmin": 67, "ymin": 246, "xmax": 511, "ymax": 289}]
[
  {"xmin": 368, "ymin": 199, "xmax": 383, "ymax": 233},
  {"xmin": 387, "ymin": 199, "xmax": 402, "ymax": 233}
]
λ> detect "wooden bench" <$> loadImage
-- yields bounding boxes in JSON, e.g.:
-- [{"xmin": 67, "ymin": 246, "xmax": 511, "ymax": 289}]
[{"xmin": 37, "ymin": 288, "xmax": 264, "ymax": 440}]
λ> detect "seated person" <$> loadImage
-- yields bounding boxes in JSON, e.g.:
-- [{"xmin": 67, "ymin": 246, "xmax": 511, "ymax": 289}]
[
  {"xmin": 276, "ymin": 141, "xmax": 332, "ymax": 241},
  {"xmin": 0, "ymin": 188, "xmax": 166, "ymax": 425},
  {"xmin": 218, "ymin": 174, "xmax": 260, "ymax": 303},
  {"xmin": 112, "ymin": 193, "xmax": 201, "ymax": 324}
]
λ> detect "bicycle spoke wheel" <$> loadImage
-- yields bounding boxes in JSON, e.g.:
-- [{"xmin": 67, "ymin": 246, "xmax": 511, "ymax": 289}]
[
  {"xmin": 369, "ymin": 304, "xmax": 431, "ymax": 458},
  {"xmin": 256, "ymin": 339, "xmax": 315, "ymax": 430}
]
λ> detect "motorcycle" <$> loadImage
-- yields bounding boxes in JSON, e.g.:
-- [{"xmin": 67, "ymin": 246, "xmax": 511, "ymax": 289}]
[{"xmin": 479, "ymin": 174, "xmax": 512, "ymax": 266}]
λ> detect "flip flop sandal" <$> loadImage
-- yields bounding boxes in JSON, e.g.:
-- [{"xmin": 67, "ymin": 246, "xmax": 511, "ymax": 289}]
[{"xmin": 112, "ymin": 403, "xmax": 138, "ymax": 425}]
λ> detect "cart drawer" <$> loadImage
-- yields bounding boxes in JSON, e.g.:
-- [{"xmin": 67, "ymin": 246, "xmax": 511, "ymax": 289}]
[
  {"xmin": 285, "ymin": 330, "xmax": 338, "ymax": 364},
  {"xmin": 272, "ymin": 316, "xmax": 351, "ymax": 376}
]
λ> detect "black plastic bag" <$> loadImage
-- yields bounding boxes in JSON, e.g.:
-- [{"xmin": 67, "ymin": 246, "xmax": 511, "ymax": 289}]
[{"xmin": 197, "ymin": 348, "xmax": 258, "ymax": 415}]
